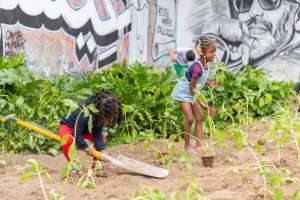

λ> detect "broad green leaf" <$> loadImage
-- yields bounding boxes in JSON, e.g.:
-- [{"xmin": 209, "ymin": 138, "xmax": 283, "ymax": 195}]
[
  {"xmin": 68, "ymin": 143, "xmax": 77, "ymax": 161},
  {"xmin": 20, "ymin": 172, "xmax": 33, "ymax": 181},
  {"xmin": 61, "ymin": 135, "xmax": 70, "ymax": 145},
  {"xmin": 137, "ymin": 112, "xmax": 144, "ymax": 121},
  {"xmin": 275, "ymin": 188, "xmax": 283, "ymax": 200},
  {"xmin": 60, "ymin": 166, "xmax": 69, "ymax": 179},
  {"xmin": 48, "ymin": 148, "xmax": 58, "ymax": 156},
  {"xmin": 27, "ymin": 159, "xmax": 41, "ymax": 171},
  {"xmin": 290, "ymin": 190, "xmax": 298, "ymax": 200},
  {"xmin": 254, "ymin": 144, "xmax": 264, "ymax": 154},
  {"xmin": 42, "ymin": 169, "xmax": 53, "ymax": 180},
  {"xmin": 265, "ymin": 93, "xmax": 272, "ymax": 103},
  {"xmin": 259, "ymin": 98, "xmax": 264, "ymax": 107},
  {"xmin": 15, "ymin": 96, "xmax": 24, "ymax": 108}
]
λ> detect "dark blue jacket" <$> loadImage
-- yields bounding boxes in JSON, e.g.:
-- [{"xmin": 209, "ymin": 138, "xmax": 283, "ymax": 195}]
[{"xmin": 60, "ymin": 97, "xmax": 105, "ymax": 151}]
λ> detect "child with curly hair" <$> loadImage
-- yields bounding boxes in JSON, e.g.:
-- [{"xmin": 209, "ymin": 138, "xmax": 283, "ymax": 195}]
[
  {"xmin": 58, "ymin": 91, "xmax": 122, "ymax": 162},
  {"xmin": 171, "ymin": 35, "xmax": 218, "ymax": 154}
]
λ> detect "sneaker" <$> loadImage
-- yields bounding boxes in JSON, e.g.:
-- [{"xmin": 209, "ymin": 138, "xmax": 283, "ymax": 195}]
[
  {"xmin": 195, "ymin": 147, "xmax": 203, "ymax": 154},
  {"xmin": 70, "ymin": 168, "xmax": 79, "ymax": 173},
  {"xmin": 69, "ymin": 168, "xmax": 82, "ymax": 177},
  {"xmin": 185, "ymin": 148, "xmax": 197, "ymax": 155}
]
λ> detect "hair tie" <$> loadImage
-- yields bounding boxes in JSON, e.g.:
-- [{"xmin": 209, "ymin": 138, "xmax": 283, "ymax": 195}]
[{"xmin": 197, "ymin": 39, "xmax": 202, "ymax": 45}]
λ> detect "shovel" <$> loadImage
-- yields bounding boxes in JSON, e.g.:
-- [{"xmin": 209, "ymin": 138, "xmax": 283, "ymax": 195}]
[{"xmin": 1, "ymin": 114, "xmax": 169, "ymax": 178}]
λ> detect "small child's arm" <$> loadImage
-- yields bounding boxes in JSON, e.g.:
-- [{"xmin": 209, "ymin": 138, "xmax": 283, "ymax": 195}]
[
  {"xmin": 93, "ymin": 127, "xmax": 105, "ymax": 152},
  {"xmin": 169, "ymin": 48, "xmax": 177, "ymax": 62},
  {"xmin": 197, "ymin": 98, "xmax": 208, "ymax": 110}
]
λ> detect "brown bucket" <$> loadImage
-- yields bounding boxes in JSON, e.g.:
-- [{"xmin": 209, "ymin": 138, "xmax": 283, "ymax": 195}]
[{"xmin": 201, "ymin": 156, "xmax": 214, "ymax": 168}]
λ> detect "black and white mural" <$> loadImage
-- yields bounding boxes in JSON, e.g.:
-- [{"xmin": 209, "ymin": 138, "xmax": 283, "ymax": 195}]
[
  {"xmin": 0, "ymin": 0, "xmax": 299, "ymax": 80},
  {"xmin": 0, "ymin": 0, "xmax": 131, "ymax": 75},
  {"xmin": 178, "ymin": 0, "xmax": 300, "ymax": 80}
]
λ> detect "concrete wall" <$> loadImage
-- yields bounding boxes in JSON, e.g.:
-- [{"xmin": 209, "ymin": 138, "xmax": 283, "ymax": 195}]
[{"xmin": 1, "ymin": 0, "xmax": 300, "ymax": 80}]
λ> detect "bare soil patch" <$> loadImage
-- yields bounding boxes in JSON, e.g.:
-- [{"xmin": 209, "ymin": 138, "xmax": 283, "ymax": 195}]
[{"xmin": 0, "ymin": 122, "xmax": 299, "ymax": 200}]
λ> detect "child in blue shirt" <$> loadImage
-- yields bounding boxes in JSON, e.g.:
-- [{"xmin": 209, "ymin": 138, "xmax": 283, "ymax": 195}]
[{"xmin": 59, "ymin": 91, "xmax": 122, "ymax": 161}]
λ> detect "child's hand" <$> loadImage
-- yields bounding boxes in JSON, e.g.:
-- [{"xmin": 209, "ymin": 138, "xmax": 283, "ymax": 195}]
[
  {"xmin": 210, "ymin": 81, "xmax": 219, "ymax": 88},
  {"xmin": 99, "ymin": 150, "xmax": 109, "ymax": 162},
  {"xmin": 207, "ymin": 106, "xmax": 217, "ymax": 117}
]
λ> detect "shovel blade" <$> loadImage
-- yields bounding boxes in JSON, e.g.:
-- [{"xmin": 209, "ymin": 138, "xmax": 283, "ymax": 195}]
[{"xmin": 101, "ymin": 154, "xmax": 169, "ymax": 179}]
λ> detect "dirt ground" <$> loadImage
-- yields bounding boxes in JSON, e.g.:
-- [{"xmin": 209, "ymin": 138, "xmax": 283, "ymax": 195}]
[{"xmin": 0, "ymin": 122, "xmax": 300, "ymax": 200}]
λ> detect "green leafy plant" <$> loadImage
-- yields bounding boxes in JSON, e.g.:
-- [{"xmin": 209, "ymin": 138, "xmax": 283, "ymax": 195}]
[
  {"xmin": 131, "ymin": 178, "xmax": 207, "ymax": 200},
  {"xmin": 48, "ymin": 189, "xmax": 65, "ymax": 200},
  {"xmin": 0, "ymin": 154, "xmax": 6, "ymax": 167},
  {"xmin": 202, "ymin": 63, "xmax": 293, "ymax": 128},
  {"xmin": 15, "ymin": 159, "xmax": 55, "ymax": 200},
  {"xmin": 77, "ymin": 168, "xmax": 96, "ymax": 189},
  {"xmin": 0, "ymin": 56, "xmax": 293, "ymax": 158}
]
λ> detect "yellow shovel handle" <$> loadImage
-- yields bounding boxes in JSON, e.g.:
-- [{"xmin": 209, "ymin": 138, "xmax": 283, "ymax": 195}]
[
  {"xmin": 16, "ymin": 120, "xmax": 61, "ymax": 141},
  {"xmin": 1, "ymin": 116, "xmax": 101, "ymax": 158}
]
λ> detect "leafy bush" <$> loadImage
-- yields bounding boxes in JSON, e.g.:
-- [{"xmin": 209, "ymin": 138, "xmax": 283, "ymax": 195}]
[
  {"xmin": 202, "ymin": 63, "xmax": 294, "ymax": 127},
  {"xmin": 0, "ymin": 56, "xmax": 294, "ymax": 154},
  {"xmin": 91, "ymin": 62, "xmax": 183, "ymax": 145}
]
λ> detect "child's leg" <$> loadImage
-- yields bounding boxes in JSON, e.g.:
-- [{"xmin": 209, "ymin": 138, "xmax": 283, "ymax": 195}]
[
  {"xmin": 180, "ymin": 102, "xmax": 194, "ymax": 150},
  {"xmin": 191, "ymin": 102, "xmax": 204, "ymax": 150},
  {"xmin": 58, "ymin": 124, "xmax": 74, "ymax": 161}
]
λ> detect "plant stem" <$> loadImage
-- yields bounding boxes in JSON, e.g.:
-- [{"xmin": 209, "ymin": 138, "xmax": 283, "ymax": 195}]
[
  {"xmin": 64, "ymin": 110, "xmax": 82, "ymax": 184},
  {"xmin": 248, "ymin": 146, "xmax": 267, "ymax": 196},
  {"xmin": 35, "ymin": 167, "xmax": 48, "ymax": 200}
]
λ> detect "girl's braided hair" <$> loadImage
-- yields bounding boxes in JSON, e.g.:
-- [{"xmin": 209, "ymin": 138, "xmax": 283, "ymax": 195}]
[
  {"xmin": 89, "ymin": 91, "xmax": 122, "ymax": 128},
  {"xmin": 194, "ymin": 35, "xmax": 216, "ymax": 55}
]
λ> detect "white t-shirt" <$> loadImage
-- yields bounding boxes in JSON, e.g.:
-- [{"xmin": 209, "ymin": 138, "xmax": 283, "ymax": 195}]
[{"xmin": 176, "ymin": 47, "xmax": 197, "ymax": 66}]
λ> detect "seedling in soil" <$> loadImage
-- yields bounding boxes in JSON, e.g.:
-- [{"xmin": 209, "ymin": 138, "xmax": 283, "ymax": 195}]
[
  {"xmin": 0, "ymin": 155, "xmax": 6, "ymax": 167},
  {"xmin": 131, "ymin": 178, "xmax": 207, "ymax": 200},
  {"xmin": 92, "ymin": 160, "xmax": 109, "ymax": 178},
  {"xmin": 265, "ymin": 96, "xmax": 300, "ymax": 166},
  {"xmin": 77, "ymin": 168, "xmax": 96, "ymax": 189},
  {"xmin": 193, "ymin": 87, "xmax": 229, "ymax": 168},
  {"xmin": 48, "ymin": 189, "xmax": 65, "ymax": 200},
  {"xmin": 15, "ymin": 159, "xmax": 54, "ymax": 200}
]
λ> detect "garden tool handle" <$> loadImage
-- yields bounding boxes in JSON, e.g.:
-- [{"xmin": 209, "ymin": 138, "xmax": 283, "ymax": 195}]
[
  {"xmin": 1, "ymin": 114, "xmax": 16, "ymax": 123},
  {"xmin": 1, "ymin": 114, "xmax": 103, "ymax": 159}
]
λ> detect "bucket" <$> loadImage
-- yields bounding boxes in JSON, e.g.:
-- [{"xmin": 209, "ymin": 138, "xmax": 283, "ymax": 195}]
[
  {"xmin": 201, "ymin": 156, "xmax": 214, "ymax": 168},
  {"xmin": 174, "ymin": 64, "xmax": 188, "ymax": 76}
]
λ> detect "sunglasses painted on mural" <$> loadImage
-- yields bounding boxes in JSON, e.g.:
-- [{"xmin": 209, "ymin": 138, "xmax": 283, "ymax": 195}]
[{"xmin": 233, "ymin": 0, "xmax": 281, "ymax": 13}]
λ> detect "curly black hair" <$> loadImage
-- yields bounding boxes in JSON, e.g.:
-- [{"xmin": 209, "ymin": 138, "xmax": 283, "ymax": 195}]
[{"xmin": 89, "ymin": 91, "xmax": 122, "ymax": 128}]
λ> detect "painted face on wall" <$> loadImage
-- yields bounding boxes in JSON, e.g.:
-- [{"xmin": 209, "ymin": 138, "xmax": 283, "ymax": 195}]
[{"xmin": 233, "ymin": 0, "xmax": 298, "ymax": 61}]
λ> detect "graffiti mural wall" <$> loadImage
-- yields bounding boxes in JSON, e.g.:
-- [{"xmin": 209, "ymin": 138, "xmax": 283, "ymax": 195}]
[
  {"xmin": 0, "ymin": 0, "xmax": 299, "ymax": 80},
  {"xmin": 0, "ymin": 0, "xmax": 131, "ymax": 75},
  {"xmin": 178, "ymin": 0, "xmax": 300, "ymax": 81}
]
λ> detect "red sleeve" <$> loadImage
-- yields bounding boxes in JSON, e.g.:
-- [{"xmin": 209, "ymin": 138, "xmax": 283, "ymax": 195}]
[{"xmin": 191, "ymin": 63, "xmax": 203, "ymax": 79}]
